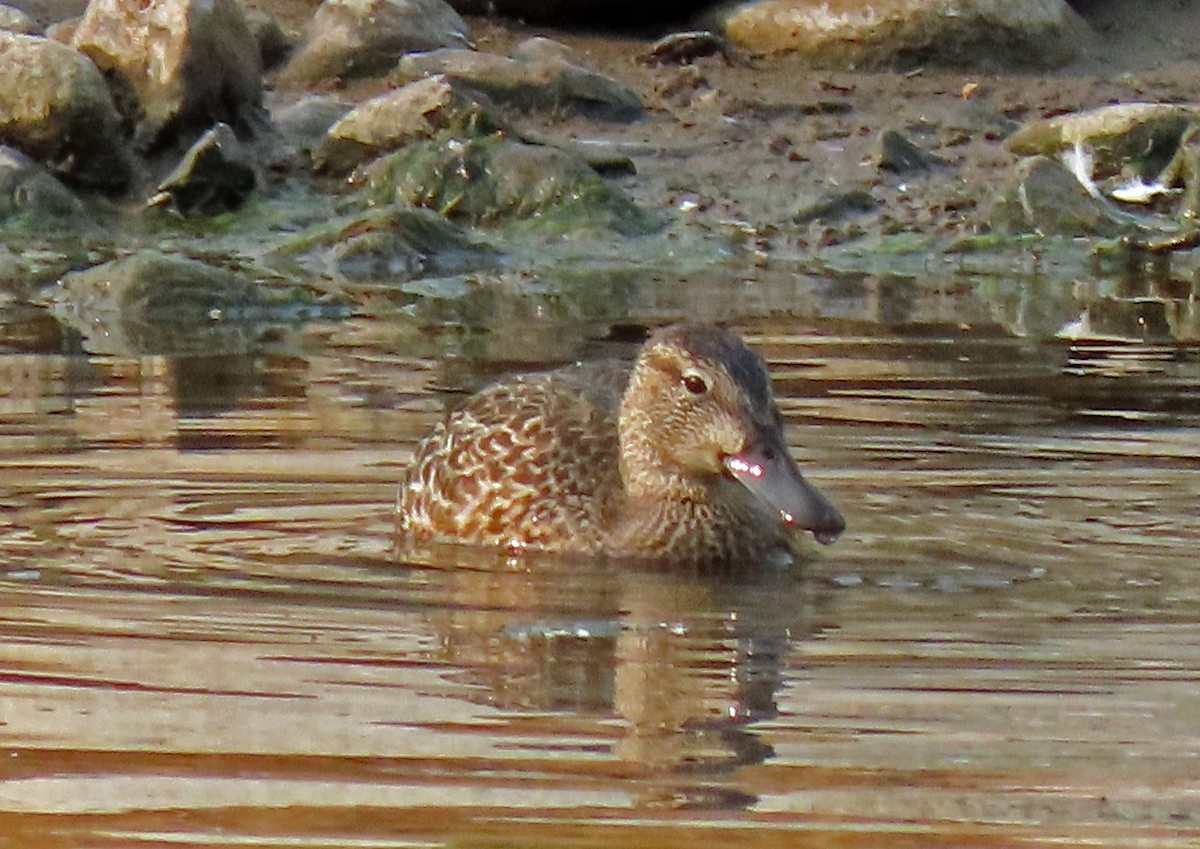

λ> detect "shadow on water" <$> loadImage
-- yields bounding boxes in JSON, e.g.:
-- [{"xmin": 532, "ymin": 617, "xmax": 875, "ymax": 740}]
[{"xmin": 0, "ymin": 262, "xmax": 1198, "ymax": 846}]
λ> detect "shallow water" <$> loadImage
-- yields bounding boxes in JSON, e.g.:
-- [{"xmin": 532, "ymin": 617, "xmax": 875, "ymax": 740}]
[{"xmin": 0, "ymin": 265, "xmax": 1198, "ymax": 848}]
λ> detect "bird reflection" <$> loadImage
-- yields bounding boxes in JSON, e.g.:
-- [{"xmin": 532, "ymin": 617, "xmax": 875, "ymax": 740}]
[{"xmin": 400, "ymin": 540, "xmax": 827, "ymax": 811}]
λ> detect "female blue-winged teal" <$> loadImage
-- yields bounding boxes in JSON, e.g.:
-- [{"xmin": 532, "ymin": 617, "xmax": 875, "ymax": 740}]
[{"xmin": 397, "ymin": 324, "xmax": 845, "ymax": 567}]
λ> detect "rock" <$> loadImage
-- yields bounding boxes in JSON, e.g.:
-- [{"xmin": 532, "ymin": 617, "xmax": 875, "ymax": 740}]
[
  {"xmin": 642, "ymin": 30, "xmax": 731, "ymax": 65},
  {"xmin": 268, "ymin": 94, "xmax": 353, "ymax": 166},
  {"xmin": 245, "ymin": 8, "xmax": 290, "ymax": 71},
  {"xmin": 277, "ymin": 0, "xmax": 469, "ymax": 86},
  {"xmin": 793, "ymin": 189, "xmax": 877, "ymax": 224},
  {"xmin": 71, "ymin": 0, "xmax": 265, "ymax": 150},
  {"xmin": 989, "ymin": 155, "xmax": 1124, "ymax": 237},
  {"xmin": 313, "ymin": 75, "xmax": 505, "ymax": 174},
  {"xmin": 8, "ymin": 0, "xmax": 87, "ymax": 24},
  {"xmin": 275, "ymin": 205, "xmax": 495, "ymax": 281},
  {"xmin": 0, "ymin": 32, "xmax": 131, "ymax": 190},
  {"xmin": 394, "ymin": 37, "xmax": 644, "ymax": 121},
  {"xmin": 268, "ymin": 96, "xmax": 351, "ymax": 170},
  {"xmin": 712, "ymin": 0, "xmax": 1095, "ymax": 68},
  {"xmin": 1006, "ymin": 102, "xmax": 1200, "ymax": 181},
  {"xmin": 0, "ymin": 5, "xmax": 41, "ymax": 34},
  {"xmin": 50, "ymin": 250, "xmax": 343, "ymax": 355},
  {"xmin": 147, "ymin": 123, "xmax": 256, "ymax": 216},
  {"xmin": 877, "ymin": 130, "xmax": 945, "ymax": 173},
  {"xmin": 1006, "ymin": 103, "xmax": 1200, "ymax": 223},
  {"xmin": 43, "ymin": 17, "xmax": 77, "ymax": 42},
  {"xmin": 444, "ymin": 0, "xmax": 711, "ymax": 25},
  {"xmin": 358, "ymin": 132, "xmax": 659, "ymax": 234},
  {"xmin": 0, "ymin": 145, "xmax": 84, "ymax": 220},
  {"xmin": 51, "ymin": 251, "xmax": 263, "ymax": 354}
]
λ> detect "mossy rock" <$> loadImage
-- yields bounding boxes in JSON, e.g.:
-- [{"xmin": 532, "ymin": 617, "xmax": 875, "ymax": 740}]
[{"xmin": 357, "ymin": 132, "xmax": 660, "ymax": 235}]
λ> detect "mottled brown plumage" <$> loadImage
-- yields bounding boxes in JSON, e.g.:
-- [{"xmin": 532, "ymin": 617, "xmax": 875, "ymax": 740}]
[{"xmin": 397, "ymin": 324, "xmax": 844, "ymax": 567}]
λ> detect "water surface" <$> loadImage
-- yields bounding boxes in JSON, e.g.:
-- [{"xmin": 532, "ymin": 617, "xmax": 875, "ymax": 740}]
[{"xmin": 0, "ymin": 266, "xmax": 1198, "ymax": 848}]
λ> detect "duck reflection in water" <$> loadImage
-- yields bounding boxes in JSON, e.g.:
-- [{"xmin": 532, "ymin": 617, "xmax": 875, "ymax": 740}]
[
  {"xmin": 425, "ymin": 554, "xmax": 822, "ymax": 808},
  {"xmin": 398, "ymin": 324, "xmax": 844, "ymax": 568}
]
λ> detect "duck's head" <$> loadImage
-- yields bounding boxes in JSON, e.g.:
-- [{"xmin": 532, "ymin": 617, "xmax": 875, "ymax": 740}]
[{"xmin": 619, "ymin": 324, "xmax": 845, "ymax": 545}]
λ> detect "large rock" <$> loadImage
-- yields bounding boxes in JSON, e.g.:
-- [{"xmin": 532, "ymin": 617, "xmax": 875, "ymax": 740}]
[
  {"xmin": 711, "ymin": 0, "xmax": 1095, "ymax": 68},
  {"xmin": 277, "ymin": 0, "xmax": 469, "ymax": 86},
  {"xmin": 0, "ymin": 4, "xmax": 40, "ymax": 34},
  {"xmin": 1006, "ymin": 102, "xmax": 1200, "ymax": 180},
  {"xmin": 394, "ymin": 37, "xmax": 643, "ymax": 121},
  {"xmin": 445, "ymin": 0, "xmax": 710, "ymax": 25},
  {"xmin": 0, "ymin": 32, "xmax": 131, "ymax": 189},
  {"xmin": 313, "ymin": 75, "xmax": 504, "ymax": 174},
  {"xmin": 358, "ymin": 132, "xmax": 660, "ymax": 235},
  {"xmin": 71, "ymin": 0, "xmax": 264, "ymax": 150}
]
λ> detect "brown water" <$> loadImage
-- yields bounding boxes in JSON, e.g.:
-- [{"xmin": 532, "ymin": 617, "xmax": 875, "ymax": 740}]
[{"xmin": 1, "ymin": 267, "xmax": 1198, "ymax": 848}]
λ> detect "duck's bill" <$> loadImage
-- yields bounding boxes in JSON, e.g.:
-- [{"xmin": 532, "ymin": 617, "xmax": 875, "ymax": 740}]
[{"xmin": 724, "ymin": 440, "xmax": 845, "ymax": 544}]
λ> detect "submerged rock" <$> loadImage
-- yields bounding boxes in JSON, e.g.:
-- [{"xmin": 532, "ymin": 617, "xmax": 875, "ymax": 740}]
[
  {"xmin": 314, "ymin": 75, "xmax": 504, "ymax": 174},
  {"xmin": 394, "ymin": 37, "xmax": 644, "ymax": 121},
  {"xmin": 147, "ymin": 123, "xmax": 257, "ymax": 217},
  {"xmin": 712, "ymin": 0, "xmax": 1094, "ymax": 68},
  {"xmin": 0, "ymin": 32, "xmax": 132, "ymax": 190},
  {"xmin": 275, "ymin": 205, "xmax": 496, "ymax": 281},
  {"xmin": 358, "ymin": 132, "xmax": 659, "ymax": 234},
  {"xmin": 51, "ymin": 250, "xmax": 343, "ymax": 355},
  {"xmin": 278, "ymin": 0, "xmax": 469, "ymax": 86},
  {"xmin": 71, "ymin": 0, "xmax": 265, "ymax": 150}
]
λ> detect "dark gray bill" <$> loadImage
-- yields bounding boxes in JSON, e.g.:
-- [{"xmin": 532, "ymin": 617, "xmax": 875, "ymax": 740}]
[{"xmin": 723, "ymin": 438, "xmax": 845, "ymax": 544}]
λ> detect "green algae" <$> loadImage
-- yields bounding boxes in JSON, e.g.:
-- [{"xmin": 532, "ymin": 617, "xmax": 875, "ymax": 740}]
[{"xmin": 356, "ymin": 131, "xmax": 661, "ymax": 236}]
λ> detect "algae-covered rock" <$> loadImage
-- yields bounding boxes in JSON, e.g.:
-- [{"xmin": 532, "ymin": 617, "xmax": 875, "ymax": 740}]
[
  {"xmin": 394, "ymin": 37, "xmax": 643, "ymax": 121},
  {"xmin": 314, "ymin": 75, "xmax": 505, "ymax": 174},
  {"xmin": 72, "ymin": 0, "xmax": 265, "ymax": 149},
  {"xmin": 51, "ymin": 250, "xmax": 343, "ymax": 354},
  {"xmin": 358, "ymin": 132, "xmax": 659, "ymax": 234},
  {"xmin": 278, "ymin": 0, "xmax": 469, "ymax": 86},
  {"xmin": 1005, "ymin": 102, "xmax": 1200, "ymax": 181},
  {"xmin": 1005, "ymin": 103, "xmax": 1200, "ymax": 227},
  {"xmin": 273, "ymin": 205, "xmax": 496, "ymax": 281},
  {"xmin": 0, "ymin": 32, "xmax": 132, "ymax": 190}
]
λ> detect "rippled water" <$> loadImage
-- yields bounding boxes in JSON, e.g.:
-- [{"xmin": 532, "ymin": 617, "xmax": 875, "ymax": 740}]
[{"xmin": 1, "ymin": 265, "xmax": 1198, "ymax": 847}]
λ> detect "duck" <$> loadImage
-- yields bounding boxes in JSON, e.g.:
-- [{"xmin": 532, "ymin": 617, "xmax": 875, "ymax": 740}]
[{"xmin": 397, "ymin": 323, "xmax": 845, "ymax": 567}]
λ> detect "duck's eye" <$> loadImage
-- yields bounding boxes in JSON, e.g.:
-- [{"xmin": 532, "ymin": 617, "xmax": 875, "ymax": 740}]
[{"xmin": 681, "ymin": 372, "xmax": 709, "ymax": 395}]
